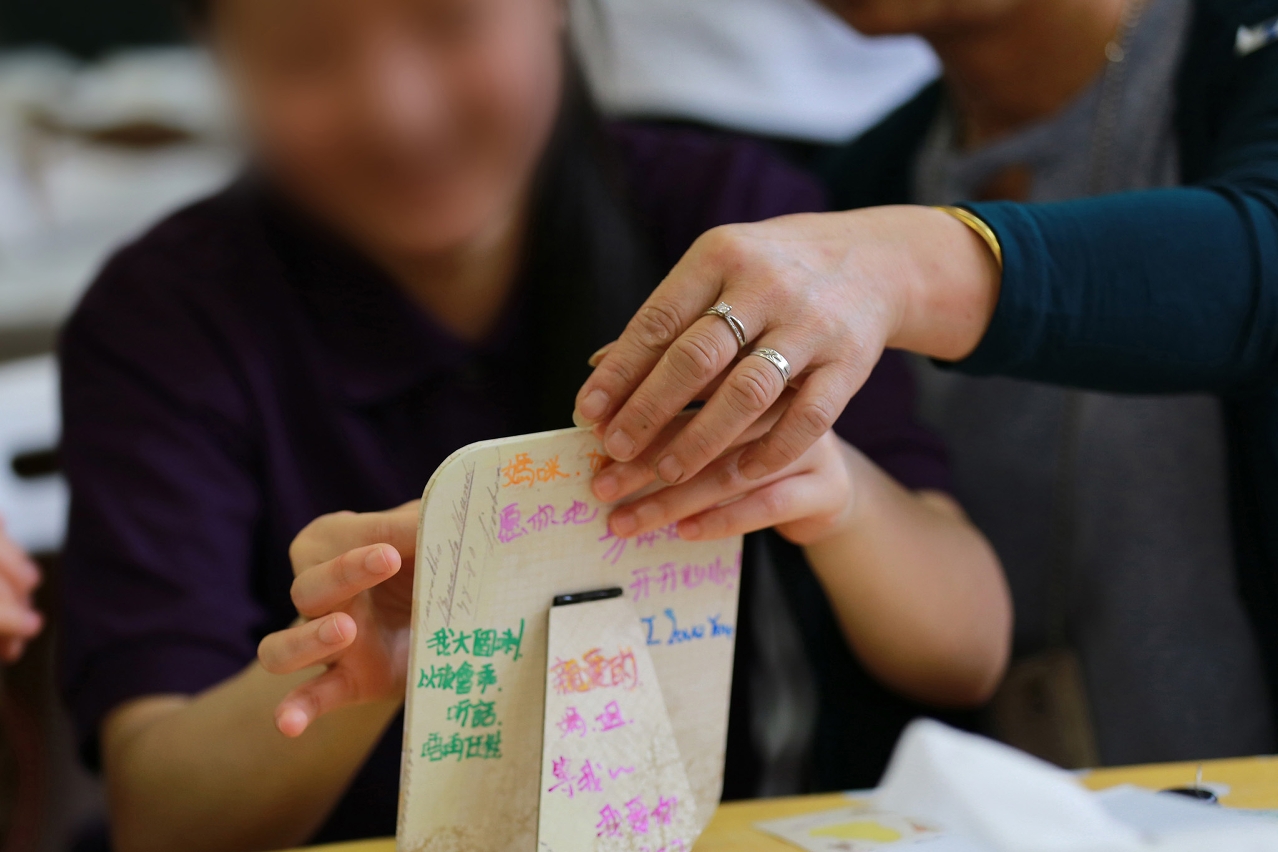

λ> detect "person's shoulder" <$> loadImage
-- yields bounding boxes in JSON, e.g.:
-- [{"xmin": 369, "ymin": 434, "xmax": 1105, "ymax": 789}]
[
  {"xmin": 606, "ymin": 121, "xmax": 826, "ymax": 266},
  {"xmin": 59, "ymin": 182, "xmax": 279, "ymax": 420},
  {"xmin": 816, "ymin": 82, "xmax": 943, "ymax": 211},
  {"xmin": 66, "ymin": 182, "xmax": 269, "ymax": 345}
]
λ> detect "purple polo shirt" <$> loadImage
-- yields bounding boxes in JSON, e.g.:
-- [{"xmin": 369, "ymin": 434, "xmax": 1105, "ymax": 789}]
[{"xmin": 59, "ymin": 124, "xmax": 948, "ymax": 842}]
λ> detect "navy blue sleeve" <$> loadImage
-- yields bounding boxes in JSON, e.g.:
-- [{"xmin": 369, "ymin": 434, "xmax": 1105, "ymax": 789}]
[{"xmin": 958, "ymin": 4, "xmax": 1278, "ymax": 397}]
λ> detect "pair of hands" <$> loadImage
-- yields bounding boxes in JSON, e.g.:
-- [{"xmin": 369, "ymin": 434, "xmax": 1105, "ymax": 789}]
[
  {"xmin": 258, "ymin": 206, "xmax": 999, "ymax": 736},
  {"xmin": 260, "ymin": 431, "xmax": 858, "ymax": 737},
  {"xmin": 0, "ymin": 518, "xmax": 42, "ymax": 663}
]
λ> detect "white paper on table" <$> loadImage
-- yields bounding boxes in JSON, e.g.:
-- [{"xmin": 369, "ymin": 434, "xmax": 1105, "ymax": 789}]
[{"xmin": 759, "ymin": 721, "xmax": 1278, "ymax": 852}]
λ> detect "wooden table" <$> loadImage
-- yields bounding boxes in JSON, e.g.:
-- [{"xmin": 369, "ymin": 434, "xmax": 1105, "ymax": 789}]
[{"xmin": 283, "ymin": 755, "xmax": 1278, "ymax": 852}]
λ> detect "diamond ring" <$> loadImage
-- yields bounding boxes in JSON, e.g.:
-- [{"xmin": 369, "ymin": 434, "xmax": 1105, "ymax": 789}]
[{"xmin": 703, "ymin": 301, "xmax": 748, "ymax": 350}]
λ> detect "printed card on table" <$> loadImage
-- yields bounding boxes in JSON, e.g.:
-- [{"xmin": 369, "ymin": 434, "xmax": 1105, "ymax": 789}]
[{"xmin": 397, "ymin": 427, "xmax": 744, "ymax": 852}]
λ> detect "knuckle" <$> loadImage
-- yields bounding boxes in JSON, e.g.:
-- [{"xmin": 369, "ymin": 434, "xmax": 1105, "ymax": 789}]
[
  {"xmin": 290, "ymin": 577, "xmax": 311, "ymax": 612},
  {"xmin": 794, "ymin": 397, "xmax": 839, "ymax": 438},
  {"xmin": 701, "ymin": 226, "xmax": 750, "ymax": 270},
  {"xmin": 258, "ymin": 635, "xmax": 284, "ymax": 671},
  {"xmin": 760, "ymin": 487, "xmax": 792, "ymax": 518},
  {"xmin": 623, "ymin": 392, "xmax": 666, "ymax": 435},
  {"xmin": 629, "ymin": 302, "xmax": 685, "ymax": 352},
  {"xmin": 680, "ymin": 424, "xmax": 719, "ymax": 465},
  {"xmin": 725, "ymin": 364, "xmax": 779, "ymax": 418},
  {"xmin": 666, "ymin": 329, "xmax": 726, "ymax": 387},
  {"xmin": 714, "ymin": 458, "xmax": 742, "ymax": 490}
]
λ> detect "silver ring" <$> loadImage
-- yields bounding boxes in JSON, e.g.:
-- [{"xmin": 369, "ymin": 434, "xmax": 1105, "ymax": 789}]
[
  {"xmin": 703, "ymin": 301, "xmax": 748, "ymax": 350},
  {"xmin": 750, "ymin": 348, "xmax": 792, "ymax": 384}
]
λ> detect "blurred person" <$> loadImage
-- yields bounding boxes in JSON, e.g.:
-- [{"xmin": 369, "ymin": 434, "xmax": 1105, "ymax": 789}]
[
  {"xmin": 0, "ymin": 517, "xmax": 41, "ymax": 663},
  {"xmin": 569, "ymin": 0, "xmax": 937, "ymax": 148},
  {"xmin": 574, "ymin": 0, "xmax": 1278, "ymax": 767},
  {"xmin": 56, "ymin": 0, "xmax": 1008, "ymax": 850}
]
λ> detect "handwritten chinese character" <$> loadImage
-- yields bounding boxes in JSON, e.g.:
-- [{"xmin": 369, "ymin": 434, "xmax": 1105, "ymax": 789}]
[
  {"xmin": 625, "ymin": 797, "xmax": 650, "ymax": 834},
  {"xmin": 528, "ymin": 504, "xmax": 557, "ymax": 532},
  {"xmin": 551, "ymin": 657, "xmax": 591, "ymax": 695},
  {"xmin": 561, "ymin": 500, "xmax": 599, "ymax": 526},
  {"xmin": 447, "ymin": 700, "xmax": 474, "ymax": 727},
  {"xmin": 477, "ymin": 663, "xmax": 498, "ymax": 694},
  {"xmin": 584, "ymin": 648, "xmax": 610, "ymax": 688},
  {"xmin": 577, "ymin": 760, "xmax": 603, "ymax": 794},
  {"xmin": 452, "ymin": 630, "xmax": 472, "ymax": 655},
  {"xmin": 557, "ymin": 706, "xmax": 588, "ymax": 738},
  {"xmin": 418, "ymin": 664, "xmax": 456, "ymax": 690},
  {"xmin": 469, "ymin": 700, "xmax": 497, "ymax": 728},
  {"xmin": 497, "ymin": 619, "xmax": 525, "ymax": 660},
  {"xmin": 465, "ymin": 734, "xmax": 487, "ymax": 760},
  {"xmin": 652, "ymin": 796, "xmax": 678, "ymax": 826},
  {"xmin": 422, "ymin": 732, "xmax": 465, "ymax": 762},
  {"xmin": 610, "ymin": 647, "xmax": 639, "ymax": 690},
  {"xmin": 596, "ymin": 701, "xmax": 629, "ymax": 732},
  {"xmin": 629, "ymin": 567, "xmax": 651, "ymax": 601},
  {"xmin": 587, "ymin": 449, "xmax": 611, "ymax": 474},
  {"xmin": 656, "ymin": 562, "xmax": 679, "ymax": 594},
  {"xmin": 681, "ymin": 562, "xmax": 705, "ymax": 589},
  {"xmin": 548, "ymin": 757, "xmax": 574, "ymax": 798},
  {"xmin": 608, "ymin": 765, "xmax": 635, "ymax": 780},
  {"xmin": 454, "ymin": 661, "xmax": 475, "ymax": 695},
  {"xmin": 483, "ymin": 731, "xmax": 502, "ymax": 759},
  {"xmin": 600, "ymin": 529, "xmax": 627, "ymax": 565},
  {"xmin": 426, "ymin": 628, "xmax": 453, "ymax": 657},
  {"xmin": 536, "ymin": 455, "xmax": 570, "ymax": 483},
  {"xmin": 472, "ymin": 629, "xmax": 497, "ymax": 657},
  {"xmin": 502, "ymin": 453, "xmax": 536, "ymax": 488},
  {"xmin": 498, "ymin": 504, "xmax": 526, "ymax": 544},
  {"xmin": 597, "ymin": 805, "xmax": 624, "ymax": 838}
]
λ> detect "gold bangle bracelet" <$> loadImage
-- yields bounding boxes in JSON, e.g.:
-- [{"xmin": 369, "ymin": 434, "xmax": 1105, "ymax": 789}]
[{"xmin": 934, "ymin": 205, "xmax": 1003, "ymax": 272}]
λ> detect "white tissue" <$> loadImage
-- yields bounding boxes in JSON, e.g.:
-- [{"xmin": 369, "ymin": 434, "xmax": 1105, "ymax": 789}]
[{"xmin": 874, "ymin": 720, "xmax": 1278, "ymax": 852}]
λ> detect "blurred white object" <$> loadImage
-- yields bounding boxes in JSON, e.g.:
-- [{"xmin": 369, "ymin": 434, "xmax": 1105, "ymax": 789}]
[
  {"xmin": 570, "ymin": 0, "xmax": 939, "ymax": 142},
  {"xmin": 0, "ymin": 48, "xmax": 239, "ymax": 333},
  {"xmin": 876, "ymin": 720, "xmax": 1278, "ymax": 852},
  {"xmin": 0, "ymin": 356, "xmax": 65, "ymax": 553}
]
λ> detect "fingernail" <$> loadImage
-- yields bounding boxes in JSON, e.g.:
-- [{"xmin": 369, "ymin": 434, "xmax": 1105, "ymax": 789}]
[
  {"xmin": 318, "ymin": 617, "xmax": 346, "ymax": 644},
  {"xmin": 277, "ymin": 707, "xmax": 309, "ymax": 738},
  {"xmin": 612, "ymin": 511, "xmax": 638, "ymax": 538},
  {"xmin": 580, "ymin": 389, "xmax": 609, "ymax": 421},
  {"xmin": 365, "ymin": 546, "xmax": 390, "ymax": 574},
  {"xmin": 741, "ymin": 459, "xmax": 768, "ymax": 480},
  {"xmin": 656, "ymin": 455, "xmax": 683, "ymax": 484},
  {"xmin": 605, "ymin": 429, "xmax": 636, "ymax": 461},
  {"xmin": 572, "ymin": 409, "xmax": 590, "ymax": 428},
  {"xmin": 587, "ymin": 342, "xmax": 616, "ymax": 368},
  {"xmin": 678, "ymin": 520, "xmax": 702, "ymax": 540},
  {"xmin": 594, "ymin": 472, "xmax": 620, "ymax": 502}
]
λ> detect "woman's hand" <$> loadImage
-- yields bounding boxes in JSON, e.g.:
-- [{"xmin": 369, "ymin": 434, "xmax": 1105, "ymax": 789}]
[
  {"xmin": 574, "ymin": 205, "xmax": 1000, "ymax": 491},
  {"xmin": 605, "ymin": 430, "xmax": 861, "ymax": 547},
  {"xmin": 257, "ymin": 501, "xmax": 419, "ymax": 737},
  {"xmin": 0, "ymin": 517, "xmax": 42, "ymax": 662}
]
